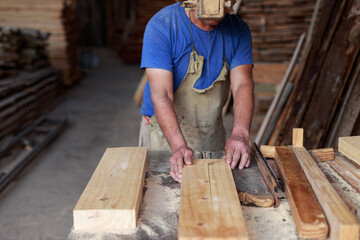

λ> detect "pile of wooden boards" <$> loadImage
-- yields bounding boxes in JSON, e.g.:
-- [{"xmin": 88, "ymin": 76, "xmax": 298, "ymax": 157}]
[
  {"xmin": 0, "ymin": 67, "xmax": 61, "ymax": 142},
  {"xmin": 238, "ymin": 0, "xmax": 316, "ymax": 62},
  {"xmin": 0, "ymin": 27, "xmax": 51, "ymax": 79},
  {"xmin": 257, "ymin": 0, "xmax": 360, "ymax": 149},
  {"xmin": 0, "ymin": 0, "xmax": 81, "ymax": 86}
]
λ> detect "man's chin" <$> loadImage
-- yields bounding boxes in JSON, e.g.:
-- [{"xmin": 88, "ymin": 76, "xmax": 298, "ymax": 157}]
[{"xmin": 203, "ymin": 19, "xmax": 223, "ymax": 27}]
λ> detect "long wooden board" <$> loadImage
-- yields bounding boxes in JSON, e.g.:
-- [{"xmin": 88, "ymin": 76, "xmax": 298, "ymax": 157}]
[
  {"xmin": 292, "ymin": 147, "xmax": 359, "ymax": 240},
  {"xmin": 178, "ymin": 159, "xmax": 249, "ymax": 240},
  {"xmin": 338, "ymin": 136, "xmax": 360, "ymax": 165},
  {"xmin": 275, "ymin": 147, "xmax": 328, "ymax": 239},
  {"xmin": 73, "ymin": 147, "xmax": 148, "ymax": 233}
]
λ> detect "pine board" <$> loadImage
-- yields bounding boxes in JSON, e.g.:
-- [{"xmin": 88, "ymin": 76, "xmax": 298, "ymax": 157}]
[
  {"xmin": 292, "ymin": 146, "xmax": 359, "ymax": 240},
  {"xmin": 178, "ymin": 159, "xmax": 249, "ymax": 240},
  {"xmin": 275, "ymin": 147, "xmax": 328, "ymax": 239},
  {"xmin": 338, "ymin": 136, "xmax": 360, "ymax": 165},
  {"xmin": 73, "ymin": 147, "xmax": 148, "ymax": 233}
]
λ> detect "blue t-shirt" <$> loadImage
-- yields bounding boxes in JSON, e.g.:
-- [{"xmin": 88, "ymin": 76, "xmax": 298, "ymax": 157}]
[{"xmin": 141, "ymin": 3, "xmax": 253, "ymax": 116}]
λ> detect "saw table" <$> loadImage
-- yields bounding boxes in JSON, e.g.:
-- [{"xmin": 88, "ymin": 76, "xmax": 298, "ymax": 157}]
[{"xmin": 68, "ymin": 151, "xmax": 360, "ymax": 240}]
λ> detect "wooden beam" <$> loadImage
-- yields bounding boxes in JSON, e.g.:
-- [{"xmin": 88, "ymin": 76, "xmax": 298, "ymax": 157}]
[
  {"xmin": 309, "ymin": 148, "xmax": 335, "ymax": 162},
  {"xmin": 338, "ymin": 136, "xmax": 360, "ymax": 165},
  {"xmin": 292, "ymin": 128, "xmax": 303, "ymax": 146},
  {"xmin": 73, "ymin": 147, "xmax": 148, "ymax": 233},
  {"xmin": 178, "ymin": 159, "xmax": 249, "ymax": 240},
  {"xmin": 275, "ymin": 147, "xmax": 328, "ymax": 239},
  {"xmin": 292, "ymin": 146, "xmax": 359, "ymax": 240}
]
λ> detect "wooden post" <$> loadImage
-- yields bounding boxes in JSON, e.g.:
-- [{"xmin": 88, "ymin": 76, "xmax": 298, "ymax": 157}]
[{"xmin": 292, "ymin": 128, "xmax": 304, "ymax": 147}]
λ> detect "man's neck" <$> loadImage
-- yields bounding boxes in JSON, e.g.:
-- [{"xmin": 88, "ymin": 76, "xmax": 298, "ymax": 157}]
[{"xmin": 186, "ymin": 10, "xmax": 214, "ymax": 31}]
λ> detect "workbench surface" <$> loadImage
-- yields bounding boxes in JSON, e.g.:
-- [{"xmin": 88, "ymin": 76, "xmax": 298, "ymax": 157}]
[{"xmin": 68, "ymin": 151, "xmax": 360, "ymax": 240}]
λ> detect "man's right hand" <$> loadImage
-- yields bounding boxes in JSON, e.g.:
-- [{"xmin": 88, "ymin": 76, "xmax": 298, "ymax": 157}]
[{"xmin": 169, "ymin": 146, "xmax": 193, "ymax": 183}]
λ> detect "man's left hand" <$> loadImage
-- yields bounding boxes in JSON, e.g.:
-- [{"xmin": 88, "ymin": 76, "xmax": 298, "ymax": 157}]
[{"xmin": 224, "ymin": 133, "xmax": 251, "ymax": 170}]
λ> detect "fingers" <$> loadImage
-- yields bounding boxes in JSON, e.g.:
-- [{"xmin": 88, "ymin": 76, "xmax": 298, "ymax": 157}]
[
  {"xmin": 231, "ymin": 149, "xmax": 241, "ymax": 169},
  {"xmin": 170, "ymin": 157, "xmax": 181, "ymax": 183},
  {"xmin": 225, "ymin": 147, "xmax": 234, "ymax": 165},
  {"xmin": 238, "ymin": 152, "xmax": 249, "ymax": 170},
  {"xmin": 184, "ymin": 150, "xmax": 193, "ymax": 165}
]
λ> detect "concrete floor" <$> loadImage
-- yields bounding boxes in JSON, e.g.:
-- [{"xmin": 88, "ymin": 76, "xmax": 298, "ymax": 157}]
[{"xmin": 0, "ymin": 49, "xmax": 143, "ymax": 240}]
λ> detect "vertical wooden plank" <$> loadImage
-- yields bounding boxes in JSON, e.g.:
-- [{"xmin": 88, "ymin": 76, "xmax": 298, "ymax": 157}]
[
  {"xmin": 292, "ymin": 128, "xmax": 303, "ymax": 147},
  {"xmin": 275, "ymin": 147, "xmax": 328, "ymax": 239},
  {"xmin": 292, "ymin": 146, "xmax": 359, "ymax": 240},
  {"xmin": 178, "ymin": 159, "xmax": 249, "ymax": 240},
  {"xmin": 338, "ymin": 136, "xmax": 360, "ymax": 165},
  {"xmin": 73, "ymin": 147, "xmax": 148, "ymax": 233}
]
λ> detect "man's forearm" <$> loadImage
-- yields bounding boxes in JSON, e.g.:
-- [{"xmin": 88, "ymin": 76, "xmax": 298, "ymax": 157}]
[
  {"xmin": 232, "ymin": 82, "xmax": 254, "ymax": 140},
  {"xmin": 153, "ymin": 96, "xmax": 187, "ymax": 152}
]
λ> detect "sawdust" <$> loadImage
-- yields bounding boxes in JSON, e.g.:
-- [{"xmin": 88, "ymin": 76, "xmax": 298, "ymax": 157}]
[
  {"xmin": 135, "ymin": 172, "xmax": 180, "ymax": 238},
  {"xmin": 242, "ymin": 190, "xmax": 298, "ymax": 240}
]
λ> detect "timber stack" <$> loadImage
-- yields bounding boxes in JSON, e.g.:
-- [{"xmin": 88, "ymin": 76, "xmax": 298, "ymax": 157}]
[
  {"xmin": 0, "ymin": 67, "xmax": 61, "ymax": 142},
  {"xmin": 238, "ymin": 0, "xmax": 316, "ymax": 62},
  {"xmin": 0, "ymin": 27, "xmax": 51, "ymax": 79},
  {"xmin": 257, "ymin": 0, "xmax": 360, "ymax": 149},
  {"xmin": 0, "ymin": 0, "xmax": 81, "ymax": 86}
]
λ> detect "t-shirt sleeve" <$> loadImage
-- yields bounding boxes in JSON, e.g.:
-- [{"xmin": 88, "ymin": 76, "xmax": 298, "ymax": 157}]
[
  {"xmin": 230, "ymin": 19, "xmax": 253, "ymax": 70},
  {"xmin": 140, "ymin": 17, "xmax": 173, "ymax": 72}
]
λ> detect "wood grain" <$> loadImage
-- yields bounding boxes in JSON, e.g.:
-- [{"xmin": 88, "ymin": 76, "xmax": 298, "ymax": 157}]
[
  {"xmin": 309, "ymin": 148, "xmax": 335, "ymax": 162},
  {"xmin": 261, "ymin": 145, "xmax": 276, "ymax": 158},
  {"xmin": 275, "ymin": 147, "xmax": 328, "ymax": 239},
  {"xmin": 292, "ymin": 146, "xmax": 359, "ymax": 240},
  {"xmin": 292, "ymin": 128, "xmax": 303, "ymax": 147},
  {"xmin": 335, "ymin": 154, "xmax": 360, "ymax": 180},
  {"xmin": 178, "ymin": 159, "xmax": 249, "ymax": 240},
  {"xmin": 327, "ymin": 160, "xmax": 360, "ymax": 193},
  {"xmin": 338, "ymin": 136, "xmax": 360, "ymax": 165},
  {"xmin": 73, "ymin": 147, "xmax": 148, "ymax": 233}
]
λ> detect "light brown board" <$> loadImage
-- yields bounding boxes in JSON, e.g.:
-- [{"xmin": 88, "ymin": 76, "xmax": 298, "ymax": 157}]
[
  {"xmin": 338, "ymin": 136, "xmax": 360, "ymax": 165},
  {"xmin": 292, "ymin": 146, "xmax": 359, "ymax": 240},
  {"xmin": 310, "ymin": 148, "xmax": 335, "ymax": 162},
  {"xmin": 178, "ymin": 159, "xmax": 249, "ymax": 240},
  {"xmin": 73, "ymin": 147, "xmax": 148, "ymax": 233},
  {"xmin": 275, "ymin": 147, "xmax": 328, "ymax": 239}
]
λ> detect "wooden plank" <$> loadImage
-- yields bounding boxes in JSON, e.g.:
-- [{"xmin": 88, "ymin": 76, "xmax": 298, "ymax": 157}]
[
  {"xmin": 292, "ymin": 146, "xmax": 359, "ymax": 240},
  {"xmin": 327, "ymin": 160, "xmax": 360, "ymax": 193},
  {"xmin": 178, "ymin": 159, "xmax": 249, "ymax": 240},
  {"xmin": 292, "ymin": 128, "xmax": 303, "ymax": 147},
  {"xmin": 335, "ymin": 154, "xmax": 360, "ymax": 180},
  {"xmin": 309, "ymin": 148, "xmax": 335, "ymax": 162},
  {"xmin": 73, "ymin": 147, "xmax": 148, "ymax": 233},
  {"xmin": 309, "ymin": 151, "xmax": 357, "ymax": 215},
  {"xmin": 252, "ymin": 144, "xmax": 279, "ymax": 207},
  {"xmin": 275, "ymin": 147, "xmax": 328, "ymax": 239},
  {"xmin": 338, "ymin": 136, "xmax": 360, "ymax": 165}
]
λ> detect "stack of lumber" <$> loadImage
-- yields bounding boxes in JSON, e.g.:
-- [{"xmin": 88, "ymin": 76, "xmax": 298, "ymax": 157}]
[
  {"xmin": 119, "ymin": 0, "xmax": 175, "ymax": 63},
  {"xmin": 0, "ymin": 0, "xmax": 81, "ymax": 86},
  {"xmin": 238, "ymin": 0, "xmax": 316, "ymax": 62},
  {"xmin": 259, "ymin": 0, "xmax": 360, "ymax": 149},
  {"xmin": 0, "ymin": 68, "xmax": 61, "ymax": 141},
  {"xmin": 0, "ymin": 27, "xmax": 51, "ymax": 79}
]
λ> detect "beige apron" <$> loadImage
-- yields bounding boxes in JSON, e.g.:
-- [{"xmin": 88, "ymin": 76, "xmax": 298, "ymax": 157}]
[{"xmin": 147, "ymin": 21, "xmax": 230, "ymax": 152}]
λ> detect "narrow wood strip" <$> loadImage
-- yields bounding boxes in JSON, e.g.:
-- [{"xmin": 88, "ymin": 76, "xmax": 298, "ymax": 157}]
[
  {"xmin": 309, "ymin": 152, "xmax": 357, "ymax": 216},
  {"xmin": 178, "ymin": 159, "xmax": 249, "ymax": 240},
  {"xmin": 327, "ymin": 160, "xmax": 360, "ymax": 193},
  {"xmin": 335, "ymin": 154, "xmax": 360, "ymax": 180},
  {"xmin": 292, "ymin": 128, "xmax": 303, "ymax": 146},
  {"xmin": 252, "ymin": 144, "xmax": 279, "ymax": 207},
  {"xmin": 73, "ymin": 147, "xmax": 148, "ymax": 233},
  {"xmin": 275, "ymin": 146, "xmax": 328, "ymax": 239},
  {"xmin": 292, "ymin": 146, "xmax": 359, "ymax": 240},
  {"xmin": 339, "ymin": 136, "xmax": 360, "ymax": 165}
]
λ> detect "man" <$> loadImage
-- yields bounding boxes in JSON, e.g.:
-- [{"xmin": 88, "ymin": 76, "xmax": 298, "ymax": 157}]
[{"xmin": 139, "ymin": 1, "xmax": 254, "ymax": 182}]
